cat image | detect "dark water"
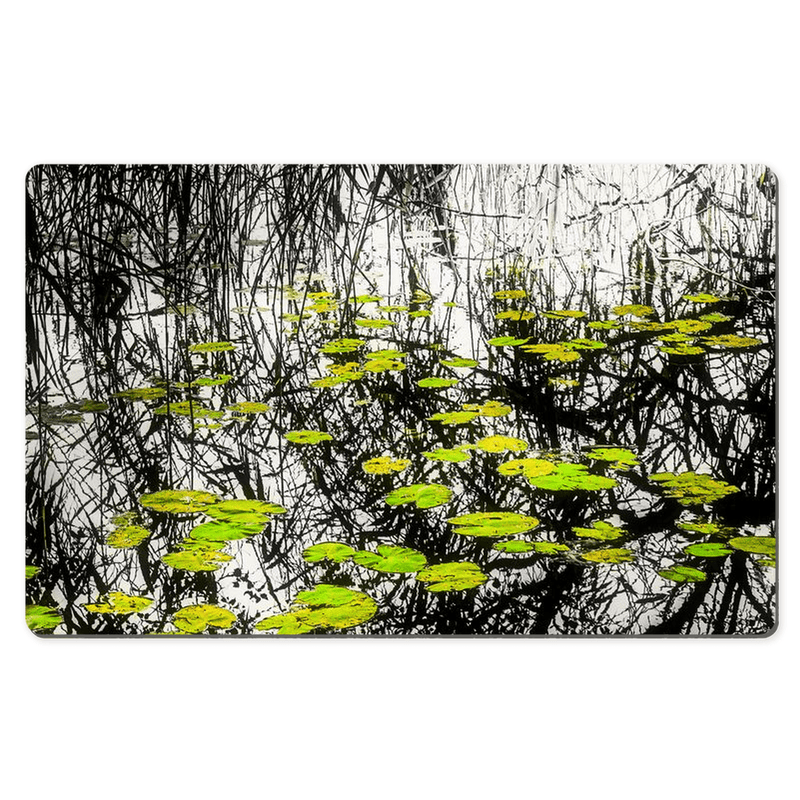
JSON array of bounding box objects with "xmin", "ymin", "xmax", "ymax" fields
[{"xmin": 25, "ymin": 164, "xmax": 776, "ymax": 635}]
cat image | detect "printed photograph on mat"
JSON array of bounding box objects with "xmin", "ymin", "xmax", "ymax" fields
[{"xmin": 25, "ymin": 165, "xmax": 776, "ymax": 636}]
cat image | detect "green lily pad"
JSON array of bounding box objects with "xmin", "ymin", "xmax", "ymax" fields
[
  {"xmin": 363, "ymin": 358, "xmax": 406, "ymax": 373},
  {"xmin": 188, "ymin": 520, "xmax": 264, "ymax": 542},
  {"xmin": 548, "ymin": 378, "xmax": 580, "ymax": 387},
  {"xmin": 84, "ymin": 592, "xmax": 153, "ymax": 615},
  {"xmin": 677, "ymin": 520, "xmax": 736, "ymax": 536},
  {"xmin": 586, "ymin": 446, "xmax": 639, "ymax": 470},
  {"xmin": 365, "ymin": 349, "xmax": 407, "ymax": 360},
  {"xmin": 572, "ymin": 521, "xmax": 625, "ymax": 541},
  {"xmin": 254, "ymin": 584, "xmax": 378, "ymax": 634},
  {"xmin": 701, "ymin": 334, "xmax": 761, "ymax": 349},
  {"xmin": 683, "ymin": 293, "xmax": 721, "ymax": 303},
  {"xmin": 355, "ymin": 318, "xmax": 396, "ymax": 328},
  {"xmin": 448, "ymin": 511, "xmax": 539, "ymax": 537},
  {"xmin": 683, "ymin": 543, "xmax": 734, "ymax": 558},
  {"xmin": 112, "ymin": 386, "xmax": 167, "ymax": 401},
  {"xmin": 139, "ymin": 489, "xmax": 218, "ymax": 514},
  {"xmin": 529, "ymin": 463, "xmax": 617, "ymax": 491},
  {"xmin": 284, "ymin": 430, "xmax": 333, "ymax": 445},
  {"xmin": 350, "ymin": 294, "xmax": 382, "ymax": 304},
  {"xmin": 211, "ymin": 499, "xmax": 286, "ymax": 516},
  {"xmin": 475, "ymin": 435, "xmax": 528, "ymax": 453},
  {"xmin": 422, "ymin": 447, "xmax": 471, "ymax": 463},
  {"xmin": 462, "ymin": 400, "xmax": 512, "ymax": 417},
  {"xmin": 612, "ymin": 304, "xmax": 654, "ymax": 317},
  {"xmin": 427, "ymin": 411, "xmax": 479, "ymax": 426},
  {"xmin": 225, "ymin": 401, "xmax": 270, "ymax": 414},
  {"xmin": 302, "ymin": 542, "xmax": 356, "ymax": 563},
  {"xmin": 588, "ymin": 320, "xmax": 622, "ymax": 331},
  {"xmin": 409, "ymin": 309, "xmax": 432, "ymax": 318},
  {"xmin": 161, "ymin": 547, "xmax": 233, "ymax": 572},
  {"xmin": 192, "ymin": 374, "xmax": 233, "ymax": 387},
  {"xmin": 417, "ymin": 377, "xmax": 460, "ymax": 388},
  {"xmin": 658, "ymin": 565, "xmax": 707, "ymax": 582},
  {"xmin": 533, "ymin": 542, "xmax": 570, "ymax": 555},
  {"xmin": 581, "ymin": 548, "xmax": 635, "ymax": 564},
  {"xmin": 173, "ymin": 604, "xmax": 237, "ymax": 634},
  {"xmin": 649, "ymin": 472, "xmax": 739, "ymax": 505},
  {"xmin": 153, "ymin": 401, "xmax": 224, "ymax": 418},
  {"xmin": 699, "ymin": 312, "xmax": 732, "ymax": 323},
  {"xmin": 107, "ymin": 525, "xmax": 150, "ymax": 548},
  {"xmin": 376, "ymin": 304, "xmax": 409, "ymax": 313},
  {"xmin": 520, "ymin": 343, "xmax": 582, "ymax": 362},
  {"xmin": 362, "ymin": 456, "xmax": 412, "ymax": 474},
  {"xmin": 493, "ymin": 540, "xmax": 535, "ymax": 553},
  {"xmin": 25, "ymin": 565, "xmax": 40, "ymax": 579},
  {"xmin": 542, "ymin": 309, "xmax": 587, "ymax": 319},
  {"xmin": 487, "ymin": 336, "xmax": 530, "ymax": 347},
  {"xmin": 496, "ymin": 309, "xmax": 536, "ymax": 321},
  {"xmin": 728, "ymin": 536, "xmax": 776, "ymax": 556},
  {"xmin": 441, "ymin": 357, "xmax": 479, "ymax": 368},
  {"xmin": 497, "ymin": 458, "xmax": 555, "ymax": 478},
  {"xmin": 26, "ymin": 605, "xmax": 62, "ymax": 631},
  {"xmin": 567, "ymin": 338, "xmax": 607, "ymax": 350},
  {"xmin": 353, "ymin": 545, "xmax": 428, "ymax": 573},
  {"xmin": 385, "ymin": 483, "xmax": 453, "ymax": 510},
  {"xmin": 670, "ymin": 319, "xmax": 714, "ymax": 334},
  {"xmin": 493, "ymin": 289, "xmax": 527, "ymax": 300},
  {"xmin": 416, "ymin": 562, "xmax": 488, "ymax": 592},
  {"xmin": 319, "ymin": 338, "xmax": 366, "ymax": 354},
  {"xmin": 189, "ymin": 341, "xmax": 237, "ymax": 353}
]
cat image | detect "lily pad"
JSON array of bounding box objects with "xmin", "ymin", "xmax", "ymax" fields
[
  {"xmin": 462, "ymin": 400, "xmax": 512, "ymax": 417},
  {"xmin": 25, "ymin": 565, "xmax": 40, "ymax": 579},
  {"xmin": 363, "ymin": 358, "xmax": 406, "ymax": 373},
  {"xmin": 107, "ymin": 525, "xmax": 150, "ymax": 548},
  {"xmin": 188, "ymin": 520, "xmax": 263, "ymax": 542},
  {"xmin": 417, "ymin": 377, "xmax": 459, "ymax": 389},
  {"xmin": 581, "ymin": 548, "xmax": 635, "ymax": 564},
  {"xmin": 649, "ymin": 472, "xmax": 739, "ymax": 505},
  {"xmin": 192, "ymin": 374, "xmax": 234, "ymax": 387},
  {"xmin": 701, "ymin": 334, "xmax": 761, "ymax": 349},
  {"xmin": 529, "ymin": 463, "xmax": 617, "ymax": 491},
  {"xmin": 350, "ymin": 294, "xmax": 382, "ymax": 304},
  {"xmin": 353, "ymin": 545, "xmax": 428, "ymax": 573},
  {"xmin": 153, "ymin": 401, "xmax": 224, "ymax": 419},
  {"xmin": 497, "ymin": 458, "xmax": 556, "ymax": 478},
  {"xmin": 84, "ymin": 592, "xmax": 153, "ymax": 615},
  {"xmin": 161, "ymin": 547, "xmax": 233, "ymax": 572},
  {"xmin": 533, "ymin": 542, "xmax": 570, "ymax": 555},
  {"xmin": 211, "ymin": 499, "xmax": 286, "ymax": 516},
  {"xmin": 139, "ymin": 489, "xmax": 218, "ymax": 514},
  {"xmin": 493, "ymin": 540, "xmax": 535, "ymax": 553},
  {"xmin": 496, "ymin": 309, "xmax": 535, "ymax": 321},
  {"xmin": 362, "ymin": 456, "xmax": 412, "ymax": 474},
  {"xmin": 683, "ymin": 293, "xmax": 721, "ymax": 303},
  {"xmin": 493, "ymin": 289, "xmax": 527, "ymax": 300},
  {"xmin": 225, "ymin": 402, "xmax": 270, "ymax": 414},
  {"xmin": 677, "ymin": 520, "xmax": 736, "ymax": 537},
  {"xmin": 173, "ymin": 604, "xmax": 236, "ymax": 634},
  {"xmin": 284, "ymin": 430, "xmax": 333, "ymax": 445},
  {"xmin": 409, "ymin": 309, "xmax": 432, "ymax": 318},
  {"xmin": 542, "ymin": 309, "xmax": 587, "ymax": 319},
  {"xmin": 302, "ymin": 542, "xmax": 356, "ymax": 563},
  {"xmin": 683, "ymin": 543, "xmax": 734, "ymax": 558},
  {"xmin": 612, "ymin": 304, "xmax": 654, "ymax": 317},
  {"xmin": 658, "ymin": 565, "xmax": 707, "ymax": 582},
  {"xmin": 112, "ymin": 386, "xmax": 167, "ymax": 401},
  {"xmin": 319, "ymin": 338, "xmax": 366, "ymax": 354},
  {"xmin": 427, "ymin": 411, "xmax": 479, "ymax": 426},
  {"xmin": 487, "ymin": 336, "xmax": 530, "ymax": 347},
  {"xmin": 572, "ymin": 521, "xmax": 625, "ymax": 541},
  {"xmin": 366, "ymin": 349, "xmax": 407, "ymax": 360},
  {"xmin": 475, "ymin": 435, "xmax": 528, "ymax": 454},
  {"xmin": 586, "ymin": 446, "xmax": 639, "ymax": 470},
  {"xmin": 385, "ymin": 483, "xmax": 453, "ymax": 510},
  {"xmin": 254, "ymin": 584, "xmax": 378, "ymax": 634},
  {"xmin": 422, "ymin": 447, "xmax": 471, "ymax": 463},
  {"xmin": 355, "ymin": 318, "xmax": 395, "ymax": 329},
  {"xmin": 416, "ymin": 562, "xmax": 488, "ymax": 592},
  {"xmin": 26, "ymin": 605, "xmax": 62, "ymax": 631},
  {"xmin": 189, "ymin": 341, "xmax": 237, "ymax": 353},
  {"xmin": 728, "ymin": 536, "xmax": 776, "ymax": 556},
  {"xmin": 441, "ymin": 357, "xmax": 479, "ymax": 368},
  {"xmin": 448, "ymin": 511, "xmax": 539, "ymax": 537}
]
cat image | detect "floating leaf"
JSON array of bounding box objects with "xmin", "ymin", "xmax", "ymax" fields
[
  {"xmin": 586, "ymin": 446, "xmax": 639, "ymax": 470},
  {"xmin": 496, "ymin": 309, "xmax": 535, "ymax": 321},
  {"xmin": 497, "ymin": 458, "xmax": 555, "ymax": 478},
  {"xmin": 26, "ymin": 605, "xmax": 62, "ymax": 631},
  {"xmin": 573, "ymin": 521, "xmax": 625, "ymax": 541},
  {"xmin": 385, "ymin": 483, "xmax": 453, "ymax": 510},
  {"xmin": 409, "ymin": 309, "xmax": 432, "ymax": 318},
  {"xmin": 189, "ymin": 341, "xmax": 236, "ymax": 353},
  {"xmin": 588, "ymin": 320, "xmax": 622, "ymax": 331},
  {"xmin": 25, "ymin": 565, "xmax": 40, "ymax": 579},
  {"xmin": 376, "ymin": 304, "xmax": 409, "ymax": 313},
  {"xmin": 658, "ymin": 343, "xmax": 706, "ymax": 356},
  {"xmin": 139, "ymin": 489, "xmax": 218, "ymax": 514},
  {"xmin": 355, "ymin": 318, "xmax": 395, "ymax": 329},
  {"xmin": 441, "ymin": 357, "xmax": 479, "ymax": 368},
  {"xmin": 319, "ymin": 338, "xmax": 366, "ymax": 354},
  {"xmin": 581, "ymin": 548, "xmax": 635, "ymax": 564},
  {"xmin": 699, "ymin": 312, "xmax": 732, "ymax": 323},
  {"xmin": 658, "ymin": 565, "xmax": 707, "ymax": 582},
  {"xmin": 422, "ymin": 447, "xmax": 471, "ymax": 463},
  {"xmin": 302, "ymin": 542, "xmax": 356, "ymax": 563},
  {"xmin": 350, "ymin": 294, "xmax": 382, "ymax": 304},
  {"xmin": 417, "ymin": 377, "xmax": 459, "ymax": 389},
  {"xmin": 683, "ymin": 543, "xmax": 734, "ymax": 558},
  {"xmin": 173, "ymin": 604, "xmax": 236, "ymax": 634},
  {"xmin": 567, "ymin": 338, "xmax": 607, "ymax": 350},
  {"xmin": 542, "ymin": 309, "xmax": 587, "ymax": 319},
  {"xmin": 363, "ymin": 358, "xmax": 406, "ymax": 373},
  {"xmin": 107, "ymin": 525, "xmax": 150, "ymax": 548},
  {"xmin": 192, "ymin": 374, "xmax": 233, "ymax": 387},
  {"xmin": 677, "ymin": 520, "xmax": 736, "ymax": 537},
  {"xmin": 225, "ymin": 401, "xmax": 270, "ymax": 414},
  {"xmin": 683, "ymin": 293, "xmax": 721, "ymax": 303},
  {"xmin": 487, "ymin": 336, "xmax": 530, "ymax": 347},
  {"xmin": 448, "ymin": 511, "xmax": 539, "ymax": 538},
  {"xmin": 353, "ymin": 545, "xmax": 428, "ymax": 573},
  {"xmin": 701, "ymin": 334, "xmax": 761, "ymax": 349},
  {"xmin": 462, "ymin": 400, "xmax": 512, "ymax": 417},
  {"xmin": 649, "ymin": 472, "xmax": 739, "ymax": 505},
  {"xmin": 612, "ymin": 304, "xmax": 654, "ymax": 317},
  {"xmin": 362, "ymin": 456, "xmax": 411, "ymax": 474},
  {"xmin": 494, "ymin": 289, "xmax": 527, "ymax": 300},
  {"xmin": 475, "ymin": 435, "xmax": 528, "ymax": 454},
  {"xmin": 211, "ymin": 499, "xmax": 286, "ymax": 517},
  {"xmin": 493, "ymin": 540, "xmax": 535, "ymax": 553},
  {"xmin": 162, "ymin": 546, "xmax": 233, "ymax": 571},
  {"xmin": 528, "ymin": 463, "xmax": 617, "ymax": 491},
  {"xmin": 416, "ymin": 562, "xmax": 487, "ymax": 592},
  {"xmin": 728, "ymin": 536, "xmax": 776, "ymax": 556},
  {"xmin": 520, "ymin": 343, "xmax": 581, "ymax": 362},
  {"xmin": 188, "ymin": 520, "xmax": 263, "ymax": 542},
  {"xmin": 254, "ymin": 584, "xmax": 377, "ymax": 634},
  {"xmin": 670, "ymin": 319, "xmax": 713, "ymax": 334},
  {"xmin": 548, "ymin": 378, "xmax": 580, "ymax": 387},
  {"xmin": 112, "ymin": 386, "xmax": 167, "ymax": 401},
  {"xmin": 533, "ymin": 542, "xmax": 570, "ymax": 555},
  {"xmin": 427, "ymin": 411, "xmax": 479, "ymax": 426},
  {"xmin": 84, "ymin": 592, "xmax": 153, "ymax": 615},
  {"xmin": 153, "ymin": 401, "xmax": 224, "ymax": 419},
  {"xmin": 366, "ymin": 349, "xmax": 407, "ymax": 360},
  {"xmin": 284, "ymin": 430, "xmax": 333, "ymax": 445}
]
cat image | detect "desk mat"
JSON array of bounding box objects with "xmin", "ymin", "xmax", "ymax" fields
[{"xmin": 25, "ymin": 164, "xmax": 776, "ymax": 636}]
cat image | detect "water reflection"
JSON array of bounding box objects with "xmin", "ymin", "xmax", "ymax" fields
[{"xmin": 25, "ymin": 164, "xmax": 776, "ymax": 635}]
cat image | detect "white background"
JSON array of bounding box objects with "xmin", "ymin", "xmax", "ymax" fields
[{"xmin": 2, "ymin": 2, "xmax": 794, "ymax": 798}]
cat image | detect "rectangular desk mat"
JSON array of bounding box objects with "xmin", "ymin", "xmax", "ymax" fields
[{"xmin": 25, "ymin": 164, "xmax": 776, "ymax": 636}]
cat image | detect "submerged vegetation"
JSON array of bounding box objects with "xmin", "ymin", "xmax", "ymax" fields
[{"xmin": 25, "ymin": 164, "xmax": 775, "ymax": 635}]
